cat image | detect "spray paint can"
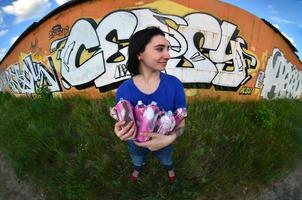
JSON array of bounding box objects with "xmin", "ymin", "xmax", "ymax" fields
[
  {"xmin": 156, "ymin": 110, "xmax": 176, "ymax": 135},
  {"xmin": 174, "ymin": 107, "xmax": 187, "ymax": 127},
  {"xmin": 135, "ymin": 101, "xmax": 160, "ymax": 142},
  {"xmin": 115, "ymin": 98, "xmax": 135, "ymax": 126},
  {"xmin": 133, "ymin": 100, "xmax": 145, "ymax": 127}
]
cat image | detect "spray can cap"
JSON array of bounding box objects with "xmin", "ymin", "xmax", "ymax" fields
[{"xmin": 150, "ymin": 101, "xmax": 157, "ymax": 105}]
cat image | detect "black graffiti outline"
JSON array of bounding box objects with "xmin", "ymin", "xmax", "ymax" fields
[
  {"xmin": 51, "ymin": 11, "xmax": 139, "ymax": 91},
  {"xmin": 4, "ymin": 55, "xmax": 62, "ymax": 94},
  {"xmin": 261, "ymin": 48, "xmax": 302, "ymax": 99},
  {"xmin": 3, "ymin": 8, "xmax": 261, "ymax": 95}
]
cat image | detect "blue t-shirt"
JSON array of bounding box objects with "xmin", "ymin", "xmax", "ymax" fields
[{"xmin": 116, "ymin": 72, "xmax": 186, "ymax": 112}]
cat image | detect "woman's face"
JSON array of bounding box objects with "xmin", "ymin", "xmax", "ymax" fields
[{"xmin": 138, "ymin": 35, "xmax": 171, "ymax": 72}]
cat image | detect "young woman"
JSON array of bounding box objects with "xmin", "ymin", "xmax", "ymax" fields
[{"xmin": 114, "ymin": 27, "xmax": 186, "ymax": 183}]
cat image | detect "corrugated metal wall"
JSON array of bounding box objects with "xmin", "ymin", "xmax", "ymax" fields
[{"xmin": 0, "ymin": 0, "xmax": 301, "ymax": 101}]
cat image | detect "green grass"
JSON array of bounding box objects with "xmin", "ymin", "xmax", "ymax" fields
[{"xmin": 0, "ymin": 92, "xmax": 302, "ymax": 200}]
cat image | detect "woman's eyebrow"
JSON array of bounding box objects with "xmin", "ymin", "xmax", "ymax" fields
[{"xmin": 154, "ymin": 44, "xmax": 170, "ymax": 48}]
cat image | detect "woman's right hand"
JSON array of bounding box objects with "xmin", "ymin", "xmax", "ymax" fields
[{"xmin": 114, "ymin": 120, "xmax": 137, "ymax": 141}]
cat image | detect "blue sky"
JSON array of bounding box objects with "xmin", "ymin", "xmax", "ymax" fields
[
  {"xmin": 0, "ymin": 0, "xmax": 71, "ymax": 61},
  {"xmin": 221, "ymin": 0, "xmax": 302, "ymax": 60},
  {"xmin": 0, "ymin": 0, "xmax": 301, "ymax": 61}
]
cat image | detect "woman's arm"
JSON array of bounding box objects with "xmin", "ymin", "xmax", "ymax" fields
[
  {"xmin": 171, "ymin": 119, "xmax": 185, "ymax": 138},
  {"xmin": 134, "ymin": 119, "xmax": 185, "ymax": 151}
]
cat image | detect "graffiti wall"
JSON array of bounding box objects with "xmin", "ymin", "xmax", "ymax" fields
[{"xmin": 0, "ymin": 0, "xmax": 301, "ymax": 100}]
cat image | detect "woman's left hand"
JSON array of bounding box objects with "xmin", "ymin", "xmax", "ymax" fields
[{"xmin": 134, "ymin": 132, "xmax": 176, "ymax": 151}]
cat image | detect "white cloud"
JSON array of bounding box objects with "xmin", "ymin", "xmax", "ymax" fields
[
  {"xmin": 10, "ymin": 36, "xmax": 19, "ymax": 46},
  {"xmin": 272, "ymin": 24, "xmax": 280, "ymax": 29},
  {"xmin": 268, "ymin": 5, "xmax": 278, "ymax": 14},
  {"xmin": 0, "ymin": 47, "xmax": 7, "ymax": 61},
  {"xmin": 2, "ymin": 0, "xmax": 51, "ymax": 23},
  {"xmin": 0, "ymin": 29, "xmax": 8, "ymax": 37},
  {"xmin": 0, "ymin": 12, "xmax": 5, "ymax": 28},
  {"xmin": 0, "ymin": 14, "xmax": 3, "ymax": 25},
  {"xmin": 56, "ymin": 0, "xmax": 71, "ymax": 5},
  {"xmin": 281, "ymin": 32, "xmax": 296, "ymax": 47},
  {"xmin": 270, "ymin": 16, "xmax": 294, "ymax": 24}
]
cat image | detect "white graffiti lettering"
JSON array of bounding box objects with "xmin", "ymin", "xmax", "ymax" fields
[
  {"xmin": 0, "ymin": 70, "xmax": 8, "ymax": 92},
  {"xmin": 2, "ymin": 8, "xmax": 259, "ymax": 94},
  {"xmin": 166, "ymin": 13, "xmax": 219, "ymax": 83},
  {"xmin": 4, "ymin": 55, "xmax": 61, "ymax": 94},
  {"xmin": 255, "ymin": 71, "xmax": 265, "ymax": 88},
  {"xmin": 51, "ymin": 8, "xmax": 257, "ymax": 91},
  {"xmin": 94, "ymin": 11, "xmax": 137, "ymax": 88},
  {"xmin": 52, "ymin": 19, "xmax": 106, "ymax": 89},
  {"xmin": 261, "ymin": 48, "xmax": 302, "ymax": 99}
]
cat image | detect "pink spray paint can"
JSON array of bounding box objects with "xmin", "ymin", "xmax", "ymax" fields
[
  {"xmin": 136, "ymin": 101, "xmax": 160, "ymax": 142},
  {"xmin": 115, "ymin": 98, "xmax": 135, "ymax": 126},
  {"xmin": 156, "ymin": 110, "xmax": 176, "ymax": 135},
  {"xmin": 174, "ymin": 107, "xmax": 187, "ymax": 127},
  {"xmin": 109, "ymin": 107, "xmax": 119, "ymax": 121},
  {"xmin": 133, "ymin": 100, "xmax": 145, "ymax": 128}
]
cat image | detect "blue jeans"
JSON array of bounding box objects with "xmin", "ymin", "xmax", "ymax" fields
[{"xmin": 127, "ymin": 140, "xmax": 174, "ymax": 172}]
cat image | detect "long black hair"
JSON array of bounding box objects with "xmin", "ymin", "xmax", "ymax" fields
[{"xmin": 126, "ymin": 27, "xmax": 165, "ymax": 76}]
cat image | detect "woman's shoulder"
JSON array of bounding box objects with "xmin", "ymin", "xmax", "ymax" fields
[
  {"xmin": 117, "ymin": 78, "xmax": 133, "ymax": 90},
  {"xmin": 116, "ymin": 78, "xmax": 133, "ymax": 95},
  {"xmin": 116, "ymin": 78, "xmax": 133, "ymax": 102}
]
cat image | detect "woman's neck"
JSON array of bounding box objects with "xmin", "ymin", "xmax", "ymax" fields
[
  {"xmin": 137, "ymin": 67, "xmax": 160, "ymax": 83},
  {"xmin": 133, "ymin": 69, "xmax": 161, "ymax": 95}
]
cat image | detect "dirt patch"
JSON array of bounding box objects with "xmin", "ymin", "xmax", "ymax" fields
[
  {"xmin": 246, "ymin": 162, "xmax": 302, "ymax": 200},
  {"xmin": 0, "ymin": 154, "xmax": 45, "ymax": 200}
]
